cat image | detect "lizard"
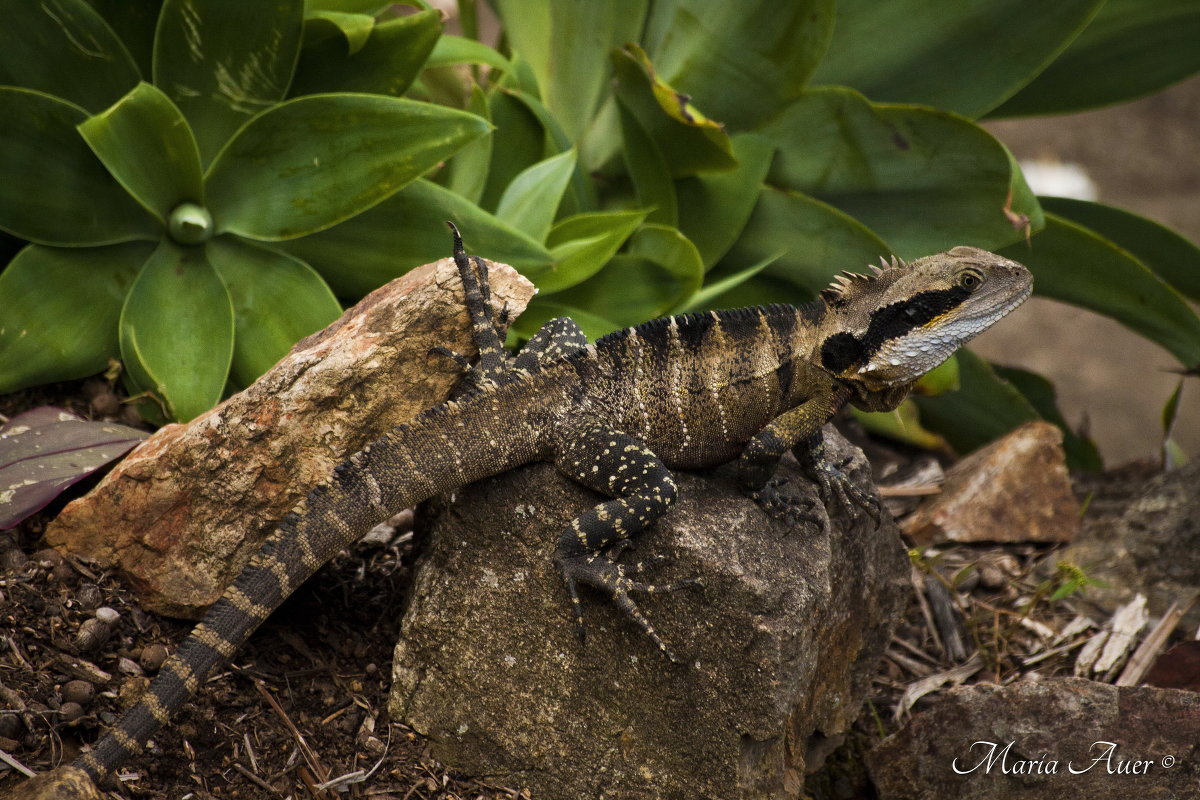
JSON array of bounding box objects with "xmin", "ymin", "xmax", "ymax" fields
[{"xmin": 71, "ymin": 224, "xmax": 1032, "ymax": 783}]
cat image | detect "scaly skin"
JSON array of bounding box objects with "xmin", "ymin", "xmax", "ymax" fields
[{"xmin": 74, "ymin": 229, "xmax": 1032, "ymax": 782}]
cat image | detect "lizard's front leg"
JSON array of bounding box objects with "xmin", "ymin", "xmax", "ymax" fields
[{"xmin": 552, "ymin": 421, "xmax": 698, "ymax": 662}]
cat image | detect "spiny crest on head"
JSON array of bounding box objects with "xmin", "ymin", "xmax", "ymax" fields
[{"xmin": 819, "ymin": 254, "xmax": 907, "ymax": 306}]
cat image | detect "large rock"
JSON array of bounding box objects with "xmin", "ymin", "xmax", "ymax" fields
[
  {"xmin": 390, "ymin": 428, "xmax": 908, "ymax": 800},
  {"xmin": 44, "ymin": 259, "xmax": 535, "ymax": 617},
  {"xmin": 869, "ymin": 677, "xmax": 1200, "ymax": 799},
  {"xmin": 1045, "ymin": 460, "xmax": 1200, "ymax": 629}
]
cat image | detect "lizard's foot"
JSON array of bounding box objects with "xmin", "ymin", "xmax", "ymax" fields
[
  {"xmin": 804, "ymin": 455, "xmax": 882, "ymax": 522},
  {"xmin": 556, "ymin": 554, "xmax": 698, "ymax": 664},
  {"xmin": 604, "ymin": 538, "xmax": 675, "ymax": 574},
  {"xmin": 747, "ymin": 477, "xmax": 822, "ymax": 530}
]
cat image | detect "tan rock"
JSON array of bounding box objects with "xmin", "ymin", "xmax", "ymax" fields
[
  {"xmin": 45, "ymin": 259, "xmax": 535, "ymax": 618},
  {"xmin": 901, "ymin": 421, "xmax": 1079, "ymax": 545},
  {"xmin": 4, "ymin": 767, "xmax": 101, "ymax": 800}
]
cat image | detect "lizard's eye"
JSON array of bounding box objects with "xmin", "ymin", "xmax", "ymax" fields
[{"xmin": 957, "ymin": 270, "xmax": 984, "ymax": 291}]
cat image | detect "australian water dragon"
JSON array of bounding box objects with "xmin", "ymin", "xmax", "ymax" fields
[{"xmin": 73, "ymin": 225, "xmax": 1032, "ymax": 782}]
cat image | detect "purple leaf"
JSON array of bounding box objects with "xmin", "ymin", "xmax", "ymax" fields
[{"xmin": 0, "ymin": 406, "xmax": 148, "ymax": 529}]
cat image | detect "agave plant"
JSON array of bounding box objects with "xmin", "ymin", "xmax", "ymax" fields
[{"xmin": 0, "ymin": 0, "xmax": 488, "ymax": 421}]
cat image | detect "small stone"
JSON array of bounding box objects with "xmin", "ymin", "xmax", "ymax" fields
[
  {"xmin": 0, "ymin": 712, "xmax": 24, "ymax": 738},
  {"xmin": 75, "ymin": 584, "xmax": 103, "ymax": 611},
  {"xmin": 901, "ymin": 421, "xmax": 1079, "ymax": 545},
  {"xmin": 61, "ymin": 680, "xmax": 95, "ymax": 706},
  {"xmin": 6, "ymin": 765, "xmax": 103, "ymax": 799},
  {"xmin": 58, "ymin": 701, "xmax": 85, "ymax": 722},
  {"xmin": 31, "ymin": 548, "xmax": 64, "ymax": 567},
  {"xmin": 139, "ymin": 644, "xmax": 169, "ymax": 673},
  {"xmin": 117, "ymin": 657, "xmax": 145, "ymax": 677},
  {"xmin": 94, "ymin": 607, "xmax": 120, "ymax": 625},
  {"xmin": 73, "ymin": 618, "xmax": 111, "ymax": 652},
  {"xmin": 50, "ymin": 562, "xmax": 76, "ymax": 583}
]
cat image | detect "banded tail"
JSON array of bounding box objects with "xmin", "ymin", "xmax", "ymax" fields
[{"xmin": 74, "ymin": 388, "xmax": 542, "ymax": 781}]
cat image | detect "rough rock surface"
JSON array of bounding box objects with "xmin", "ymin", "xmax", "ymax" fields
[
  {"xmin": 390, "ymin": 428, "xmax": 908, "ymax": 800},
  {"xmin": 4, "ymin": 767, "xmax": 101, "ymax": 800},
  {"xmin": 44, "ymin": 259, "xmax": 535, "ymax": 617},
  {"xmin": 869, "ymin": 677, "xmax": 1200, "ymax": 800},
  {"xmin": 1046, "ymin": 460, "xmax": 1200, "ymax": 629},
  {"xmin": 902, "ymin": 421, "xmax": 1078, "ymax": 545}
]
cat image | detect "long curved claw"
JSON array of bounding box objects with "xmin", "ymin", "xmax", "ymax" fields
[
  {"xmin": 747, "ymin": 477, "xmax": 823, "ymax": 531},
  {"xmin": 807, "ymin": 457, "xmax": 881, "ymax": 522}
]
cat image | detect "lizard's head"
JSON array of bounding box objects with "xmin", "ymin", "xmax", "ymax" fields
[{"xmin": 815, "ymin": 246, "xmax": 1033, "ymax": 390}]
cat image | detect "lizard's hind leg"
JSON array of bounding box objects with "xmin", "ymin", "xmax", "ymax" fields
[
  {"xmin": 513, "ymin": 316, "xmax": 589, "ymax": 370},
  {"xmin": 442, "ymin": 222, "xmax": 509, "ymax": 385},
  {"xmin": 552, "ymin": 422, "xmax": 698, "ymax": 663}
]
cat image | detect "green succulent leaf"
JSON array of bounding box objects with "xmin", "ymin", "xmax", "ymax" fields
[
  {"xmin": 0, "ymin": 242, "xmax": 152, "ymax": 393},
  {"xmin": 441, "ymin": 84, "xmax": 493, "ymax": 205},
  {"xmin": 993, "ymin": 364, "xmax": 1104, "ymax": 472},
  {"xmin": 511, "ymin": 299, "xmax": 621, "ymax": 344},
  {"xmin": 493, "ymin": 0, "xmax": 647, "ymax": 141},
  {"xmin": 479, "ymin": 88, "xmax": 548, "ymax": 212},
  {"xmin": 991, "ymin": 0, "xmax": 1200, "ymax": 117},
  {"xmin": 205, "ymin": 94, "xmax": 490, "ymax": 241},
  {"xmin": 119, "ymin": 241, "xmax": 234, "ymax": 422},
  {"xmin": 762, "ymin": 88, "xmax": 1041, "ymax": 259},
  {"xmin": 611, "ymin": 45, "xmax": 737, "ymax": 178},
  {"xmin": 77, "ymin": 82, "xmax": 204, "ymax": 224},
  {"xmin": 495, "ymin": 149, "xmax": 577, "ymax": 243},
  {"xmin": 304, "ymin": 11, "xmax": 376, "ymax": 54},
  {"xmin": 291, "ymin": 10, "xmax": 442, "ymax": 97},
  {"xmin": 558, "ymin": 224, "xmax": 704, "ymax": 327},
  {"xmin": 724, "ymin": 187, "xmax": 891, "ymax": 296},
  {"xmin": 676, "ymin": 132, "xmax": 774, "ymax": 269},
  {"xmin": 0, "ymin": 87, "xmax": 159, "ymax": 245},
  {"xmin": 854, "ymin": 400, "xmax": 948, "ymax": 451},
  {"xmin": 206, "ymin": 237, "xmax": 341, "ymax": 387},
  {"xmin": 154, "ymin": 0, "xmax": 305, "ymax": 165},
  {"xmin": 1000, "ymin": 214, "xmax": 1200, "ymax": 369},
  {"xmin": 618, "ymin": 99, "xmax": 677, "ymax": 227},
  {"xmin": 278, "ymin": 178, "xmax": 552, "ymax": 298},
  {"xmin": 538, "ymin": 210, "xmax": 649, "ymax": 294},
  {"xmin": 0, "ymin": 0, "xmax": 139, "ymax": 112},
  {"xmin": 643, "ymin": 0, "xmax": 834, "ymax": 131},
  {"xmin": 1038, "ymin": 196, "xmax": 1200, "ymax": 303},
  {"xmin": 681, "ymin": 253, "xmax": 779, "ymax": 311},
  {"xmin": 809, "ymin": 0, "xmax": 1103, "ymax": 119},
  {"xmin": 425, "ymin": 34, "xmax": 514, "ymax": 73},
  {"xmin": 912, "ymin": 349, "xmax": 1040, "ymax": 455}
]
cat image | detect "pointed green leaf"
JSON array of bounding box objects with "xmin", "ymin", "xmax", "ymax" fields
[
  {"xmin": 676, "ymin": 132, "xmax": 774, "ymax": 269},
  {"xmin": 1001, "ymin": 214, "xmax": 1200, "ymax": 368},
  {"xmin": 494, "ymin": 0, "xmax": 648, "ymax": 141},
  {"xmin": 425, "ymin": 34, "xmax": 514, "ymax": 72},
  {"xmin": 278, "ymin": 178, "xmax": 552, "ymax": 297},
  {"xmin": 991, "ymin": 0, "xmax": 1200, "ymax": 117},
  {"xmin": 618, "ymin": 99, "xmax": 677, "ymax": 226},
  {"xmin": 500, "ymin": 89, "xmax": 596, "ymax": 216},
  {"xmin": 723, "ymin": 186, "xmax": 890, "ymax": 296},
  {"xmin": 538, "ymin": 210, "xmax": 649, "ymax": 294},
  {"xmin": 77, "ymin": 82, "xmax": 204, "ymax": 223},
  {"xmin": 154, "ymin": 0, "xmax": 304, "ymax": 165},
  {"xmin": 479, "ymin": 88, "xmax": 547, "ymax": 212},
  {"xmin": 304, "ymin": 11, "xmax": 375, "ymax": 54},
  {"xmin": 119, "ymin": 242, "xmax": 234, "ymax": 421},
  {"xmin": 681, "ymin": 253, "xmax": 779, "ymax": 312},
  {"xmin": 854, "ymin": 400, "xmax": 948, "ymax": 451},
  {"xmin": 207, "ymin": 237, "xmax": 341, "ymax": 387},
  {"xmin": 441, "ymin": 84, "xmax": 493, "ymax": 205},
  {"xmin": 205, "ymin": 95, "xmax": 489, "ymax": 241},
  {"xmin": 291, "ymin": 11, "xmax": 442, "ymax": 97},
  {"xmin": 511, "ymin": 298, "xmax": 621, "ymax": 343},
  {"xmin": 1038, "ymin": 197, "xmax": 1200, "ymax": 303},
  {"xmin": 495, "ymin": 149, "xmax": 577, "ymax": 242},
  {"xmin": 762, "ymin": 88, "xmax": 1042, "ymax": 258},
  {"xmin": 0, "ymin": 242, "xmax": 151, "ymax": 393},
  {"xmin": 912, "ymin": 349, "xmax": 1040, "ymax": 454},
  {"xmin": 611, "ymin": 45, "xmax": 737, "ymax": 177},
  {"xmin": 0, "ymin": 88, "xmax": 159, "ymax": 245},
  {"xmin": 809, "ymin": 0, "xmax": 1103, "ymax": 119},
  {"xmin": 643, "ymin": 0, "xmax": 834, "ymax": 130},
  {"xmin": 994, "ymin": 364, "xmax": 1103, "ymax": 472},
  {"xmin": 0, "ymin": 0, "xmax": 139, "ymax": 112},
  {"xmin": 556, "ymin": 225, "xmax": 704, "ymax": 326}
]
